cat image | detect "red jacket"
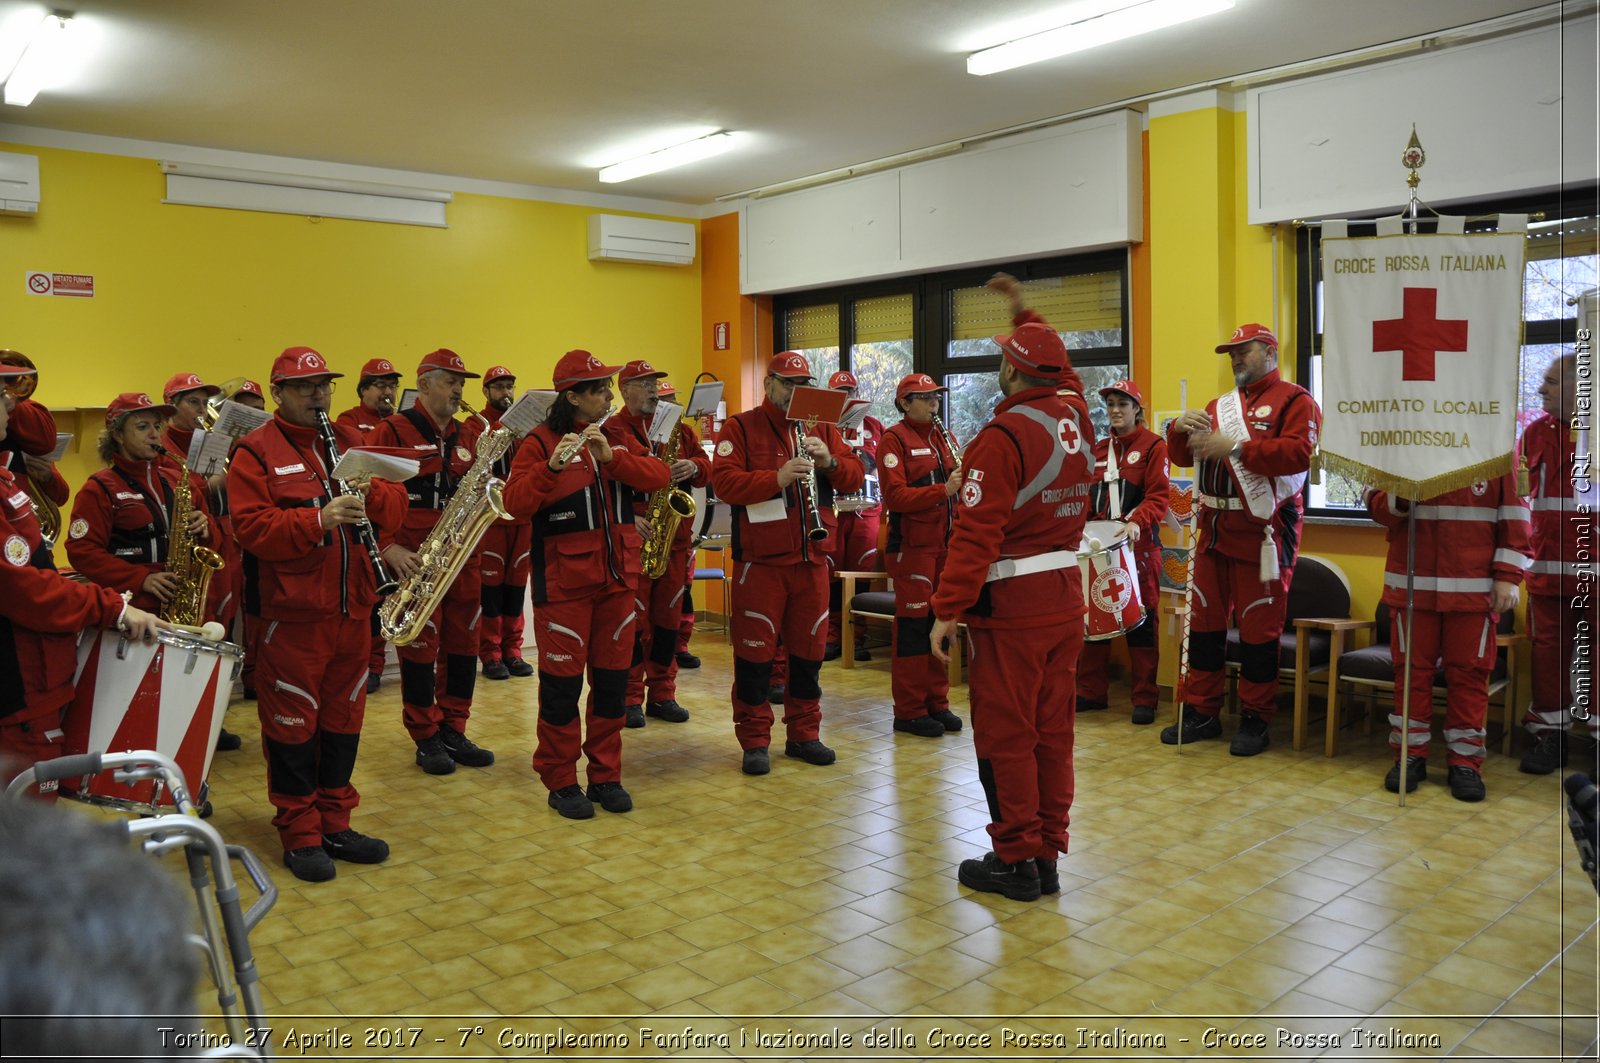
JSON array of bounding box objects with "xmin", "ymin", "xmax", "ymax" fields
[
  {"xmin": 368, "ymin": 408, "xmax": 478, "ymax": 535},
  {"xmin": 1166, "ymin": 368, "xmax": 1321, "ymax": 563},
  {"xmin": 229, "ymin": 414, "xmax": 410, "ymax": 622},
  {"xmin": 335, "ymin": 403, "xmax": 386, "ymax": 441},
  {"xmin": 1366, "ymin": 474, "xmax": 1531, "ymax": 613},
  {"xmin": 503, "ymin": 421, "xmax": 670, "ymax": 604},
  {"xmin": 65, "ymin": 455, "xmax": 216, "ymax": 612},
  {"xmin": 839, "ymin": 413, "xmax": 885, "ymax": 512},
  {"xmin": 880, "ymin": 417, "xmax": 959, "ymax": 552},
  {"xmin": 1090, "ymin": 424, "xmax": 1170, "ymax": 563},
  {"xmin": 1520, "ymin": 412, "xmax": 1596, "ymax": 596},
  {"xmin": 0, "ymin": 466, "xmax": 125, "ymax": 717},
  {"xmin": 931, "ymin": 385, "xmax": 1097, "ymax": 629},
  {"xmin": 604, "ymin": 407, "xmax": 712, "ymax": 549},
  {"xmin": 711, "ymin": 398, "xmax": 865, "ymax": 565},
  {"xmin": 0, "ymin": 449, "xmax": 67, "ymax": 506},
  {"xmin": 5, "ymin": 398, "xmax": 57, "ymax": 457}
]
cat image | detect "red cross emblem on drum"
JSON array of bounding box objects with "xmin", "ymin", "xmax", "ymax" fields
[
  {"xmin": 1057, "ymin": 416, "xmax": 1083, "ymax": 455},
  {"xmin": 1091, "ymin": 567, "xmax": 1133, "ymax": 615}
]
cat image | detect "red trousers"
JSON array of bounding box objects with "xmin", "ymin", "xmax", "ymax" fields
[
  {"xmin": 1389, "ymin": 609, "xmax": 1494, "ymax": 769},
  {"xmin": 1079, "ymin": 546, "xmax": 1161, "ymax": 710},
  {"xmin": 885, "ymin": 548, "xmax": 950, "ymax": 720},
  {"xmin": 0, "ymin": 698, "xmax": 69, "ymax": 799},
  {"xmin": 396, "ymin": 525, "xmax": 481, "ymax": 741},
  {"xmin": 967, "ymin": 620, "xmax": 1081, "ymax": 865},
  {"xmin": 205, "ymin": 515, "xmax": 241, "ymax": 630},
  {"xmin": 627, "ymin": 544, "xmax": 692, "ymax": 705},
  {"xmin": 478, "ymin": 519, "xmax": 532, "ymax": 664},
  {"xmin": 826, "ymin": 508, "xmax": 881, "ymax": 646},
  {"xmin": 1524, "ymin": 593, "xmax": 1600, "ymax": 737},
  {"xmin": 532, "ymin": 586, "xmax": 634, "ymax": 790},
  {"xmin": 1186, "ymin": 550, "xmax": 1293, "ymax": 719},
  {"xmin": 256, "ymin": 614, "xmax": 368, "ymax": 850},
  {"xmin": 730, "ymin": 560, "xmax": 828, "ymax": 749}
]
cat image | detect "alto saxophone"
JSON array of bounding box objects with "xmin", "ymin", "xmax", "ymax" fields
[
  {"xmin": 379, "ymin": 401, "xmax": 514, "ymax": 645},
  {"xmin": 153, "ymin": 447, "xmax": 225, "ymax": 626},
  {"xmin": 639, "ymin": 417, "xmax": 697, "ymax": 579}
]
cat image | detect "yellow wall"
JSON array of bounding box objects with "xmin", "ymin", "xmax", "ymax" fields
[{"xmin": 1, "ymin": 141, "xmax": 703, "ymax": 510}]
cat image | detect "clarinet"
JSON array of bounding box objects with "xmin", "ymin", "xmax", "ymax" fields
[
  {"xmin": 314, "ymin": 410, "xmax": 400, "ymax": 596},
  {"xmin": 791, "ymin": 419, "xmax": 829, "ymax": 542}
]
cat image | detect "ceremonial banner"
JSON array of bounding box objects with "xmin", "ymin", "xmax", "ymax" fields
[{"xmin": 1320, "ymin": 223, "xmax": 1524, "ymax": 499}]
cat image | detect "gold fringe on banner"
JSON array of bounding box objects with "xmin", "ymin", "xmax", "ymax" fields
[{"xmin": 1319, "ymin": 450, "xmax": 1515, "ymax": 502}]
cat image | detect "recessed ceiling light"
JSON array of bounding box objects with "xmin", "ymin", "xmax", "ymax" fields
[
  {"xmin": 598, "ymin": 132, "xmax": 739, "ymax": 184},
  {"xmin": 968, "ymin": 0, "xmax": 1234, "ymax": 76}
]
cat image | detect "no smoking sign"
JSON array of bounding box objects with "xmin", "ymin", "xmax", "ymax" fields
[{"xmin": 25, "ymin": 271, "xmax": 94, "ymax": 297}]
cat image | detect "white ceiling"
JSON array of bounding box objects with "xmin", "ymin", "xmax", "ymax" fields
[{"xmin": 0, "ymin": 0, "xmax": 1570, "ymax": 206}]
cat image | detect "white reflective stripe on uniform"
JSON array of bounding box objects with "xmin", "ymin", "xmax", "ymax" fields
[
  {"xmin": 738, "ymin": 562, "xmax": 752, "ymax": 585},
  {"xmin": 987, "ymin": 550, "xmax": 1079, "ymax": 582},
  {"xmin": 1383, "ymin": 573, "xmax": 1495, "ymax": 593},
  {"xmin": 1011, "ymin": 406, "xmax": 1072, "ymax": 509},
  {"xmin": 469, "ymin": 607, "xmax": 481, "ymax": 631},
  {"xmin": 546, "ymin": 620, "xmax": 585, "ymax": 648},
  {"xmin": 612, "ymin": 613, "xmax": 635, "ymax": 642},
  {"xmin": 1445, "ymin": 727, "xmax": 1486, "ymax": 756},
  {"xmin": 1388, "ymin": 713, "xmax": 1429, "ymax": 743},
  {"xmin": 1530, "ymin": 497, "xmax": 1594, "ymax": 512},
  {"xmin": 810, "ymin": 609, "xmax": 828, "ymax": 637},
  {"xmin": 1413, "ymin": 504, "xmax": 1499, "ymax": 522},
  {"xmin": 264, "ymin": 620, "xmax": 279, "ymax": 644},
  {"xmin": 1239, "ymin": 593, "xmax": 1277, "ymax": 620},
  {"xmin": 907, "ymin": 573, "xmax": 933, "ymax": 587},
  {"xmin": 1493, "ymin": 549, "xmax": 1531, "ymax": 570},
  {"xmin": 742, "ymin": 611, "xmax": 775, "ymax": 635},
  {"xmin": 347, "ymin": 672, "xmax": 367, "ymax": 702},
  {"xmin": 668, "ymin": 586, "xmax": 685, "ymax": 609},
  {"xmin": 483, "ymin": 550, "xmax": 505, "ymax": 563},
  {"xmin": 1497, "ymin": 506, "xmax": 1531, "ymax": 522},
  {"xmin": 1477, "ymin": 616, "xmax": 1491, "ymax": 658},
  {"xmin": 1529, "ymin": 560, "xmax": 1596, "ymax": 576},
  {"xmin": 274, "ymin": 679, "xmax": 320, "ymax": 712}
]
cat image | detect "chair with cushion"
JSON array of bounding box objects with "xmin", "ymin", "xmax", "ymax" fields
[{"xmin": 842, "ymin": 571, "xmax": 964, "ymax": 687}]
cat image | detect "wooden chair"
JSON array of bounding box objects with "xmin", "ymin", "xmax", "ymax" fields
[{"xmin": 840, "ymin": 570, "xmax": 964, "ymax": 688}]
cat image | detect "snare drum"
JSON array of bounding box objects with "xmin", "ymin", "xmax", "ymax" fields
[
  {"xmin": 1080, "ymin": 519, "xmax": 1147, "ymax": 643},
  {"xmin": 60, "ymin": 628, "xmax": 243, "ymax": 812},
  {"xmin": 834, "ymin": 472, "xmax": 881, "ymax": 513}
]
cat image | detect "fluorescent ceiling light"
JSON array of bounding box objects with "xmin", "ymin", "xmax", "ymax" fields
[
  {"xmin": 968, "ymin": 0, "xmax": 1234, "ymax": 76},
  {"xmin": 4, "ymin": 10, "xmax": 72, "ymax": 106},
  {"xmin": 598, "ymin": 132, "xmax": 738, "ymax": 184}
]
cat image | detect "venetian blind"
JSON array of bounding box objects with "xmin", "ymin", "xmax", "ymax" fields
[
  {"xmin": 853, "ymin": 293, "xmax": 915, "ymax": 344},
  {"xmin": 784, "ymin": 304, "xmax": 840, "ymax": 350},
  {"xmin": 949, "ymin": 272, "xmax": 1121, "ymax": 341}
]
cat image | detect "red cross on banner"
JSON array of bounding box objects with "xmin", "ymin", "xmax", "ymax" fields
[{"xmin": 1371, "ymin": 287, "xmax": 1469, "ymax": 382}]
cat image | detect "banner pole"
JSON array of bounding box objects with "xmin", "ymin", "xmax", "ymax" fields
[{"xmin": 1398, "ymin": 502, "xmax": 1418, "ymax": 808}]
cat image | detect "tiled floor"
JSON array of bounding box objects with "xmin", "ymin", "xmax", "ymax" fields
[{"xmin": 97, "ymin": 631, "xmax": 1600, "ymax": 1059}]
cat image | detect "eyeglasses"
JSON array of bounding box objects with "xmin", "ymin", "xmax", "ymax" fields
[
  {"xmin": 281, "ymin": 379, "xmax": 337, "ymax": 396},
  {"xmin": 905, "ymin": 393, "xmax": 938, "ymax": 402}
]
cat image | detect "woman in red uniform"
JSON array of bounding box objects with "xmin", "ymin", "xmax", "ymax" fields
[
  {"xmin": 502, "ymin": 350, "xmax": 669, "ymax": 820},
  {"xmin": 66, "ymin": 393, "xmax": 216, "ymax": 615},
  {"xmin": 1077, "ymin": 381, "xmax": 1169, "ymax": 724}
]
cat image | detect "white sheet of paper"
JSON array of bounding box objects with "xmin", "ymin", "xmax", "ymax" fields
[
  {"xmin": 331, "ymin": 449, "xmax": 421, "ymax": 482},
  {"xmin": 649, "ymin": 402, "xmax": 684, "ymax": 444},
  {"xmin": 398, "ymin": 388, "xmax": 418, "ymax": 413},
  {"xmin": 46, "ymin": 432, "xmax": 71, "ymax": 462},
  {"xmin": 746, "ymin": 496, "xmax": 788, "ymax": 523},
  {"xmin": 186, "ymin": 429, "xmax": 233, "ymax": 477},
  {"xmin": 211, "ymin": 400, "xmax": 272, "ymax": 438},
  {"xmin": 838, "ymin": 399, "xmax": 871, "ymax": 432},
  {"xmin": 499, "ymin": 391, "xmax": 554, "ymax": 438},
  {"xmin": 685, "ymin": 381, "xmax": 723, "ymax": 418}
]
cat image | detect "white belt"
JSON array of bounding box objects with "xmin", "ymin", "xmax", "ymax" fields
[
  {"xmin": 986, "ymin": 550, "xmax": 1079, "ymax": 583},
  {"xmin": 1198, "ymin": 493, "xmax": 1245, "ymax": 511}
]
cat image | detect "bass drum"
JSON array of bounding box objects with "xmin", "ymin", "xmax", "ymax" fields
[
  {"xmin": 60, "ymin": 628, "xmax": 243, "ymax": 813},
  {"xmin": 833, "ymin": 472, "xmax": 882, "ymax": 514}
]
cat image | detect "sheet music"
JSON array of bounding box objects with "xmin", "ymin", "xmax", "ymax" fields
[
  {"xmin": 786, "ymin": 385, "xmax": 849, "ymax": 425},
  {"xmin": 331, "ymin": 448, "xmax": 421, "ymax": 482},
  {"xmin": 398, "ymin": 388, "xmax": 418, "ymax": 412},
  {"xmin": 211, "ymin": 400, "xmax": 272, "ymax": 438},
  {"xmin": 187, "ymin": 429, "xmax": 233, "ymax": 477},
  {"xmin": 838, "ymin": 399, "xmax": 871, "ymax": 432},
  {"xmin": 45, "ymin": 433, "xmax": 71, "ymax": 462},
  {"xmin": 499, "ymin": 391, "xmax": 554, "ymax": 438},
  {"xmin": 649, "ymin": 401, "xmax": 684, "ymax": 444},
  {"xmin": 685, "ymin": 381, "xmax": 723, "ymax": 418}
]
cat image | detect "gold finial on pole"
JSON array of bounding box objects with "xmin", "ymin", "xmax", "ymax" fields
[{"xmin": 1401, "ymin": 124, "xmax": 1426, "ymax": 192}]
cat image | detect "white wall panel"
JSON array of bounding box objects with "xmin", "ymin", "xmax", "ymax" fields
[
  {"xmin": 740, "ymin": 173, "xmax": 901, "ymax": 294},
  {"xmin": 1248, "ymin": 17, "xmax": 1598, "ymax": 224}
]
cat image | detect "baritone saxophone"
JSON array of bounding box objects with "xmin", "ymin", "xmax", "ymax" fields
[{"xmin": 639, "ymin": 417, "xmax": 696, "ymax": 579}]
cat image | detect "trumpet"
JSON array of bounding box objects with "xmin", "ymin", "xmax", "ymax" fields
[
  {"xmin": 0, "ymin": 351, "xmax": 59, "ymax": 545},
  {"xmin": 790, "ymin": 416, "xmax": 829, "ymax": 542},
  {"xmin": 552, "ymin": 407, "xmax": 615, "ymax": 466},
  {"xmin": 931, "ymin": 411, "xmax": 963, "ymax": 479},
  {"xmin": 314, "ymin": 410, "xmax": 400, "ymax": 596}
]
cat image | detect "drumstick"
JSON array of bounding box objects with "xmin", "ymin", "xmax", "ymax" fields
[{"xmin": 167, "ymin": 621, "xmax": 227, "ymax": 641}]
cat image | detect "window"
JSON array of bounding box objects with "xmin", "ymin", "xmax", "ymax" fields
[
  {"xmin": 776, "ymin": 252, "xmax": 1130, "ymax": 445},
  {"xmin": 1295, "ymin": 194, "xmax": 1598, "ymax": 516}
]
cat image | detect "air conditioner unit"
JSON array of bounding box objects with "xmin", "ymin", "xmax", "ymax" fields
[
  {"xmin": 587, "ymin": 213, "xmax": 695, "ymax": 266},
  {"xmin": 0, "ymin": 152, "xmax": 40, "ymax": 216}
]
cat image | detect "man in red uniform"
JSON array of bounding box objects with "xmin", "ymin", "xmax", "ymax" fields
[
  {"xmin": 1366, "ymin": 476, "xmax": 1528, "ymax": 799},
  {"xmin": 930, "ymin": 302, "xmax": 1096, "ymax": 902},
  {"xmin": 1519, "ymin": 354, "xmax": 1600, "ymax": 773},
  {"xmin": 605, "ymin": 360, "xmax": 710, "ymax": 728},
  {"xmin": 461, "ymin": 365, "xmax": 534, "ymax": 682},
  {"xmin": 503, "ymin": 350, "xmax": 669, "ymax": 818},
  {"xmin": 1079, "ymin": 380, "xmax": 1170, "ymax": 725},
  {"xmin": 161, "ymin": 373, "xmax": 241, "ymax": 631},
  {"xmin": 660, "ymin": 380, "xmax": 705, "ymax": 671},
  {"xmin": 879, "ymin": 372, "xmax": 964, "ymax": 737},
  {"xmin": 0, "ymin": 367, "xmax": 167, "ymax": 796},
  {"xmin": 1163, "ymin": 323, "xmax": 1322, "ymax": 756},
  {"xmin": 0, "ymin": 352, "xmax": 66, "ymax": 542},
  {"xmin": 337, "ymin": 358, "xmax": 403, "ymax": 692},
  {"xmin": 229, "ymin": 379, "xmax": 267, "ymax": 410},
  {"xmin": 712, "ymin": 353, "xmax": 865, "ymax": 775},
  {"xmin": 823, "ymin": 369, "xmax": 885, "ymax": 662},
  {"xmin": 369, "ymin": 349, "xmax": 495, "ymax": 775},
  {"xmin": 230, "ymin": 347, "xmax": 409, "ymax": 880}
]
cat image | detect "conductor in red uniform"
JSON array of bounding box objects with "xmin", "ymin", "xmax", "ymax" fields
[
  {"xmin": 369, "ymin": 349, "xmax": 495, "ymax": 775},
  {"xmin": 823, "ymin": 369, "xmax": 885, "ymax": 662},
  {"xmin": 605, "ymin": 359, "xmax": 710, "ymax": 727},
  {"xmin": 931, "ymin": 296, "xmax": 1096, "ymax": 903},
  {"xmin": 711, "ymin": 353, "xmax": 864, "ymax": 776},
  {"xmin": 1163, "ymin": 324, "xmax": 1322, "ymax": 756},
  {"xmin": 230, "ymin": 347, "xmax": 409, "ymax": 880},
  {"xmin": 1078, "ymin": 380, "xmax": 1170, "ymax": 725},
  {"xmin": 878, "ymin": 372, "xmax": 964, "ymax": 737},
  {"xmin": 503, "ymin": 350, "xmax": 669, "ymax": 819},
  {"xmin": 461, "ymin": 365, "xmax": 534, "ymax": 682}
]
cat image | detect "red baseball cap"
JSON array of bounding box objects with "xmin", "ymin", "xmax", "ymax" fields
[
  {"xmin": 482, "ymin": 365, "xmax": 515, "ymax": 384},
  {"xmin": 828, "ymin": 370, "xmax": 859, "ymax": 390},
  {"xmin": 993, "ymin": 322, "xmax": 1071, "ymax": 378},
  {"xmin": 231, "ymin": 379, "xmax": 265, "ymax": 399},
  {"xmin": 657, "ymin": 381, "xmax": 677, "ymax": 398},
  {"xmin": 618, "ymin": 359, "xmax": 668, "ymax": 385},
  {"xmin": 767, "ymin": 352, "xmax": 813, "ymax": 381},
  {"xmin": 162, "ymin": 372, "xmax": 221, "ymax": 402},
  {"xmin": 1098, "ymin": 379, "xmax": 1144, "ymax": 406},
  {"xmin": 271, "ymin": 346, "xmax": 344, "ymax": 383},
  {"xmin": 105, "ymin": 392, "xmax": 176, "ymax": 426},
  {"xmin": 552, "ymin": 349, "xmax": 620, "ymax": 391},
  {"xmin": 360, "ymin": 358, "xmax": 401, "ymax": 379},
  {"xmin": 895, "ymin": 372, "xmax": 947, "ymax": 402},
  {"xmin": 416, "ymin": 348, "xmax": 479, "ymax": 379},
  {"xmin": 1215, "ymin": 323, "xmax": 1278, "ymax": 353}
]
